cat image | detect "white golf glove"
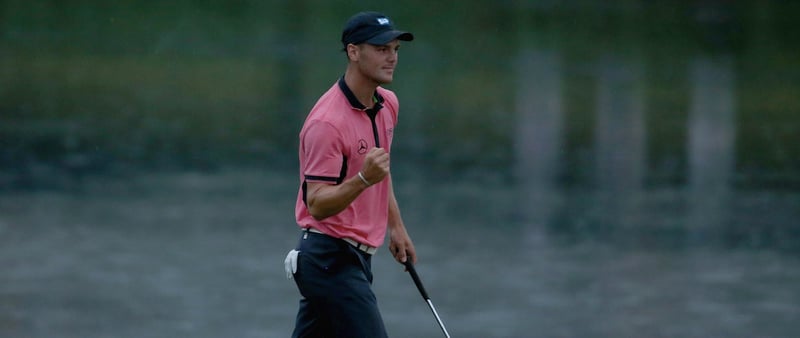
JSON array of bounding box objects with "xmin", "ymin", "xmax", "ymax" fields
[{"xmin": 284, "ymin": 249, "xmax": 299, "ymax": 280}]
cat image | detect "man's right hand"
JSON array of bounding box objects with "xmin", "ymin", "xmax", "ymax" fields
[
  {"xmin": 360, "ymin": 147, "xmax": 390, "ymax": 185},
  {"xmin": 306, "ymin": 147, "xmax": 390, "ymax": 219}
]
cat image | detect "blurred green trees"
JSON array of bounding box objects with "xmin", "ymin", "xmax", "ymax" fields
[{"xmin": 1, "ymin": 1, "xmax": 798, "ymax": 188}]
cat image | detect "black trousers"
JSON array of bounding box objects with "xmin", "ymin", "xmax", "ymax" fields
[{"xmin": 291, "ymin": 230, "xmax": 387, "ymax": 338}]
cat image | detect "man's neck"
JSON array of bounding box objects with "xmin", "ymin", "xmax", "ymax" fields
[{"xmin": 343, "ymin": 70, "xmax": 378, "ymax": 109}]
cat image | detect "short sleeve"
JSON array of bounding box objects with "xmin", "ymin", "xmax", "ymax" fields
[{"xmin": 301, "ymin": 120, "xmax": 347, "ymax": 183}]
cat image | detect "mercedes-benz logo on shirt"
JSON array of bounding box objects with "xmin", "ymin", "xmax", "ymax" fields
[{"xmin": 357, "ymin": 139, "xmax": 368, "ymax": 154}]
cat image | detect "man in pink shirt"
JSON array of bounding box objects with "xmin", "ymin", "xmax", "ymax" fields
[{"xmin": 284, "ymin": 11, "xmax": 417, "ymax": 338}]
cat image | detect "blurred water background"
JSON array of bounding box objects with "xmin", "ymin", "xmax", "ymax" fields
[{"xmin": 1, "ymin": 1, "xmax": 799, "ymax": 337}]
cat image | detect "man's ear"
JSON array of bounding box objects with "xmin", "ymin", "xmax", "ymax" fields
[{"xmin": 346, "ymin": 44, "xmax": 359, "ymax": 62}]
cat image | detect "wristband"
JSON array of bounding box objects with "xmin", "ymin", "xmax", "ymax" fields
[{"xmin": 357, "ymin": 171, "xmax": 371, "ymax": 186}]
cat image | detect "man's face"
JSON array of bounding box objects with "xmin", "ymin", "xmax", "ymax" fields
[{"xmin": 351, "ymin": 40, "xmax": 401, "ymax": 84}]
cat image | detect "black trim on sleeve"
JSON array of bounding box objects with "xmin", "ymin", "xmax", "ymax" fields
[
  {"xmin": 337, "ymin": 156, "xmax": 348, "ymax": 185},
  {"xmin": 302, "ymin": 156, "xmax": 348, "ymax": 206},
  {"xmin": 302, "ymin": 180, "xmax": 308, "ymax": 206},
  {"xmin": 304, "ymin": 175, "xmax": 339, "ymax": 182}
]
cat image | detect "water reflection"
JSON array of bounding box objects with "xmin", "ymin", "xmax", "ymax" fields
[
  {"xmin": 512, "ymin": 48, "xmax": 748, "ymax": 247},
  {"xmin": 514, "ymin": 48, "xmax": 563, "ymax": 244},
  {"xmin": 688, "ymin": 56, "xmax": 735, "ymax": 243},
  {"xmin": 514, "ymin": 51, "xmax": 648, "ymax": 238},
  {"xmin": 592, "ymin": 54, "xmax": 647, "ymax": 240},
  {"xmin": 594, "ymin": 55, "xmax": 646, "ymax": 193}
]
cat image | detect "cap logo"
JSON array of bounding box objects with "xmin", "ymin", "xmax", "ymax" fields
[{"xmin": 376, "ymin": 17, "xmax": 390, "ymax": 25}]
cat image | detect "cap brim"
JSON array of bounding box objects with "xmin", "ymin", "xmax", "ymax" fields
[{"xmin": 365, "ymin": 30, "xmax": 414, "ymax": 45}]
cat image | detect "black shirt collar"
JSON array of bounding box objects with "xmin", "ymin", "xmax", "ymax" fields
[{"xmin": 337, "ymin": 77, "xmax": 384, "ymax": 113}]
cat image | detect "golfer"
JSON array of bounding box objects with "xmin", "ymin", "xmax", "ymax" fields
[{"xmin": 284, "ymin": 11, "xmax": 417, "ymax": 338}]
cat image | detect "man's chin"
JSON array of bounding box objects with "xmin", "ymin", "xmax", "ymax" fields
[{"xmin": 369, "ymin": 73, "xmax": 394, "ymax": 85}]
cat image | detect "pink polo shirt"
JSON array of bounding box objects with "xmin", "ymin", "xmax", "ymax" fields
[{"xmin": 294, "ymin": 78, "xmax": 399, "ymax": 248}]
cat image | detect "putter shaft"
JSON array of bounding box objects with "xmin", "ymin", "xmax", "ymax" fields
[{"xmin": 404, "ymin": 260, "xmax": 451, "ymax": 338}]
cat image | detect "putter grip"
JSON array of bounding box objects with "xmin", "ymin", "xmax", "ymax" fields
[{"xmin": 404, "ymin": 260, "xmax": 430, "ymax": 300}]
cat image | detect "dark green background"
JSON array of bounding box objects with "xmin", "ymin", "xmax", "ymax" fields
[{"xmin": 2, "ymin": 0, "xmax": 798, "ymax": 188}]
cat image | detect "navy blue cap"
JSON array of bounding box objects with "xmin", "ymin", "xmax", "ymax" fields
[{"xmin": 341, "ymin": 11, "xmax": 414, "ymax": 47}]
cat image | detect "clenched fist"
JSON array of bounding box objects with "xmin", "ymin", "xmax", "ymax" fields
[{"xmin": 359, "ymin": 148, "xmax": 389, "ymax": 186}]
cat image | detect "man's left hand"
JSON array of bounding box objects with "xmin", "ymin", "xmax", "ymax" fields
[{"xmin": 389, "ymin": 227, "xmax": 416, "ymax": 266}]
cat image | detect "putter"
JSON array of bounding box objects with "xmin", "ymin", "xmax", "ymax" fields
[{"xmin": 404, "ymin": 260, "xmax": 451, "ymax": 338}]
